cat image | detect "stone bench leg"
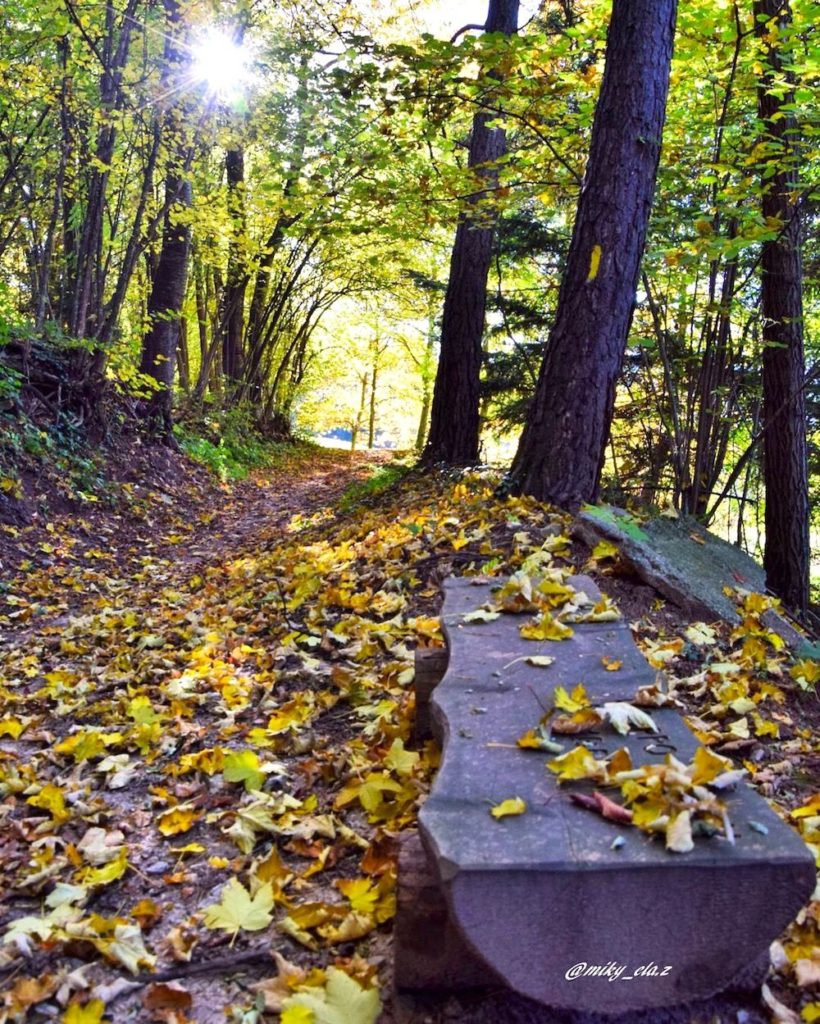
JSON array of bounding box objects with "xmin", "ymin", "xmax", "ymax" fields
[
  {"xmin": 413, "ymin": 648, "xmax": 448, "ymax": 743},
  {"xmin": 394, "ymin": 831, "xmax": 487, "ymax": 992}
]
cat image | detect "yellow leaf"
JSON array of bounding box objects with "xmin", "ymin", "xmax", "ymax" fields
[
  {"xmin": 554, "ymin": 683, "xmax": 590, "ymax": 712},
  {"xmin": 281, "ymin": 1007, "xmax": 315, "ymax": 1024},
  {"xmin": 157, "ymin": 806, "xmax": 201, "ymax": 837},
  {"xmin": 281, "ymin": 967, "xmax": 381, "ymax": 1024},
  {"xmin": 601, "ymin": 657, "xmax": 622, "ymax": 672},
  {"xmin": 691, "ymin": 747, "xmax": 734, "ymax": 786},
  {"xmin": 384, "ymin": 738, "xmax": 419, "ymax": 778},
  {"xmin": 318, "ymin": 911, "xmax": 376, "ymax": 944},
  {"xmin": 0, "ymin": 717, "xmax": 25, "ymax": 739},
  {"xmin": 591, "ymin": 540, "xmax": 618, "ymax": 561},
  {"xmin": 752, "ymin": 712, "xmax": 779, "ymax": 738},
  {"xmin": 79, "ymin": 848, "xmax": 129, "ymax": 886},
  {"xmin": 336, "ymin": 878, "xmax": 379, "ymax": 915},
  {"xmin": 490, "ymin": 797, "xmax": 527, "ymax": 819},
  {"xmin": 203, "ymin": 878, "xmax": 274, "ymax": 935},
  {"xmin": 224, "ymin": 750, "xmax": 266, "ymax": 792},
  {"xmin": 547, "ymin": 745, "xmax": 604, "ymax": 782},
  {"xmin": 801, "ymin": 1002, "xmax": 820, "ymax": 1022},
  {"xmin": 520, "ymin": 612, "xmax": 573, "ymax": 642},
  {"xmin": 62, "ymin": 1000, "xmax": 108, "ymax": 1024},
  {"xmin": 791, "ymin": 660, "xmax": 820, "ymax": 689},
  {"xmin": 27, "ymin": 784, "xmax": 71, "ymax": 824}
]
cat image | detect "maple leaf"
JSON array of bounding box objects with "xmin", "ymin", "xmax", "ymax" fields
[
  {"xmin": 336, "ymin": 878, "xmax": 379, "ymax": 915},
  {"xmin": 157, "ymin": 805, "xmax": 201, "ymax": 837},
  {"xmin": 383, "ymin": 738, "xmax": 419, "ymax": 777},
  {"xmin": 27, "ymin": 784, "xmax": 71, "ymax": 825},
  {"xmin": 224, "ymin": 750, "xmax": 266, "ymax": 792},
  {"xmin": 490, "ymin": 797, "xmax": 527, "ymax": 819},
  {"xmin": 598, "ymin": 703, "xmax": 658, "ymax": 735},
  {"xmin": 553, "ymin": 683, "xmax": 590, "ymax": 713},
  {"xmin": 281, "ymin": 967, "xmax": 381, "ymax": 1024},
  {"xmin": 520, "ymin": 612, "xmax": 573, "ymax": 641},
  {"xmin": 102, "ymin": 923, "xmax": 156, "ymax": 974},
  {"xmin": 547, "ymin": 745, "xmax": 607, "ymax": 782},
  {"xmin": 691, "ymin": 747, "xmax": 734, "ymax": 786},
  {"xmin": 551, "ymin": 709, "xmax": 602, "ymax": 734},
  {"xmin": 203, "ymin": 878, "xmax": 274, "ymax": 936},
  {"xmin": 63, "ymin": 1000, "xmax": 109, "ymax": 1024},
  {"xmin": 334, "ymin": 773, "xmax": 404, "ymax": 813},
  {"xmin": 79, "ymin": 848, "xmax": 129, "ymax": 886}
]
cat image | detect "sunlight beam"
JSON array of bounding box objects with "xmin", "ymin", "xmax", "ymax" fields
[{"xmin": 190, "ymin": 27, "xmax": 254, "ymax": 101}]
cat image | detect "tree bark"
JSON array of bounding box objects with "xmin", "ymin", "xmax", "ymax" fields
[
  {"xmin": 754, "ymin": 0, "xmax": 809, "ymax": 615},
  {"xmin": 138, "ymin": 0, "xmax": 191, "ymax": 437},
  {"xmin": 139, "ymin": 170, "xmax": 192, "ymax": 434},
  {"xmin": 509, "ymin": 0, "xmax": 677, "ymax": 507},
  {"xmin": 220, "ymin": 148, "xmax": 247, "ymax": 385},
  {"xmin": 422, "ymin": 0, "xmax": 519, "ymax": 465}
]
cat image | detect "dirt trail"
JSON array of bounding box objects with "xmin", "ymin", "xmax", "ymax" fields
[{"xmin": 0, "ymin": 445, "xmax": 389, "ymax": 650}]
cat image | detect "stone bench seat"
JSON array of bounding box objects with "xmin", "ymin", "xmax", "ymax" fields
[{"xmin": 395, "ymin": 576, "xmax": 815, "ymax": 1016}]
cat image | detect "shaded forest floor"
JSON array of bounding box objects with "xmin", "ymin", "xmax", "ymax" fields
[{"xmin": 0, "ymin": 445, "xmax": 817, "ymax": 1024}]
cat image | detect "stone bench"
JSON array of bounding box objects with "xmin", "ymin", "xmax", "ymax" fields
[{"xmin": 395, "ymin": 576, "xmax": 815, "ymax": 1016}]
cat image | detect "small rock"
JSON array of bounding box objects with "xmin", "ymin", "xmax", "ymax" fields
[{"xmin": 144, "ymin": 861, "xmax": 170, "ymax": 875}]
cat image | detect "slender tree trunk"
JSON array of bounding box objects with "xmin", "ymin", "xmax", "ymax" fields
[
  {"xmin": 220, "ymin": 147, "xmax": 247, "ymax": 385},
  {"xmin": 509, "ymin": 0, "xmax": 677, "ymax": 507},
  {"xmin": 422, "ymin": 0, "xmax": 519, "ymax": 465},
  {"xmin": 754, "ymin": 0, "xmax": 809, "ymax": 614},
  {"xmin": 138, "ymin": 0, "xmax": 191, "ymax": 437},
  {"xmin": 352, "ymin": 373, "xmax": 368, "ymax": 452},
  {"xmin": 368, "ymin": 357, "xmax": 378, "ymax": 449},
  {"xmin": 139, "ymin": 171, "xmax": 192, "ymax": 434},
  {"xmin": 415, "ymin": 311, "xmax": 437, "ymax": 450}
]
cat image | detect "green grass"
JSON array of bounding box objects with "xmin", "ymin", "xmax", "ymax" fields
[
  {"xmin": 173, "ymin": 407, "xmax": 290, "ymax": 482},
  {"xmin": 338, "ymin": 460, "xmax": 413, "ymax": 513}
]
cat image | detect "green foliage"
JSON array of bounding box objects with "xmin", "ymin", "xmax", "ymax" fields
[
  {"xmin": 174, "ymin": 405, "xmax": 288, "ymax": 481},
  {"xmin": 338, "ymin": 461, "xmax": 413, "ymax": 513}
]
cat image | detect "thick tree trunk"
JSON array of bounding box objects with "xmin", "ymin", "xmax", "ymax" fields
[
  {"xmin": 509, "ymin": 0, "xmax": 677, "ymax": 507},
  {"xmin": 755, "ymin": 0, "xmax": 809, "ymax": 615},
  {"xmin": 422, "ymin": 0, "xmax": 519, "ymax": 465}
]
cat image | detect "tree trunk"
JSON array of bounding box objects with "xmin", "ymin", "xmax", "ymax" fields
[
  {"xmin": 415, "ymin": 311, "xmax": 437, "ymax": 450},
  {"xmin": 368, "ymin": 356, "xmax": 378, "ymax": 449},
  {"xmin": 220, "ymin": 147, "xmax": 247, "ymax": 385},
  {"xmin": 755, "ymin": 0, "xmax": 809, "ymax": 615},
  {"xmin": 139, "ymin": 170, "xmax": 192, "ymax": 434},
  {"xmin": 352, "ymin": 373, "xmax": 368, "ymax": 452},
  {"xmin": 509, "ymin": 0, "xmax": 677, "ymax": 507},
  {"xmin": 422, "ymin": 0, "xmax": 519, "ymax": 465}
]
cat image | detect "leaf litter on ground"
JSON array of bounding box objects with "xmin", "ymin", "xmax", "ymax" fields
[{"xmin": 0, "ymin": 452, "xmax": 817, "ymax": 1022}]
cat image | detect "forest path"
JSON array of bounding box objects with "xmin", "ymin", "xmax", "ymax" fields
[{"xmin": 0, "ymin": 444, "xmax": 390, "ymax": 652}]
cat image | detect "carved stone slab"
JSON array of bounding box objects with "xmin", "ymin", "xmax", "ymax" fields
[
  {"xmin": 416, "ymin": 577, "xmax": 815, "ymax": 1015},
  {"xmin": 573, "ymin": 506, "xmax": 804, "ymax": 647}
]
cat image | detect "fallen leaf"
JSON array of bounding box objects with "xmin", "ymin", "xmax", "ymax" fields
[
  {"xmin": 490, "ymin": 797, "xmax": 527, "ymax": 819},
  {"xmin": 202, "ymin": 878, "xmax": 273, "ymax": 936},
  {"xmin": 281, "ymin": 967, "xmax": 381, "ymax": 1024}
]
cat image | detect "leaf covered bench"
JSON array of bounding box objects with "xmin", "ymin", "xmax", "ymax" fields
[{"xmin": 395, "ymin": 574, "xmax": 815, "ymax": 1016}]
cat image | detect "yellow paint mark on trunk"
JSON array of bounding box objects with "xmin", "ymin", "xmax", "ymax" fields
[{"xmin": 587, "ymin": 244, "xmax": 602, "ymax": 281}]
